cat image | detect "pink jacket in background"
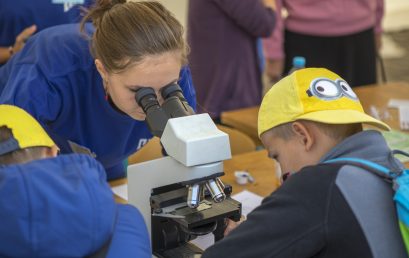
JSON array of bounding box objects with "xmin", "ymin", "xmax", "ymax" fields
[{"xmin": 263, "ymin": 0, "xmax": 384, "ymax": 60}]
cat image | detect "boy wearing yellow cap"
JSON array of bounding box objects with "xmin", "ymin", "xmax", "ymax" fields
[
  {"xmin": 0, "ymin": 105, "xmax": 151, "ymax": 257},
  {"xmin": 203, "ymin": 68, "xmax": 407, "ymax": 258}
]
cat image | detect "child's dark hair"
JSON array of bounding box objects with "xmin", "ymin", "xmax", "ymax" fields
[
  {"xmin": 80, "ymin": 0, "xmax": 187, "ymax": 73},
  {"xmin": 0, "ymin": 126, "xmax": 46, "ymax": 165}
]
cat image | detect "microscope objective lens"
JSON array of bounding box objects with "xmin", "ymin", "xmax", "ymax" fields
[
  {"xmin": 206, "ymin": 179, "xmax": 226, "ymax": 203},
  {"xmin": 187, "ymin": 183, "xmax": 202, "ymax": 208}
]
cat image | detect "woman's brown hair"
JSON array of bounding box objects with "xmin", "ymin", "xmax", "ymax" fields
[{"xmin": 81, "ymin": 0, "xmax": 187, "ymax": 73}]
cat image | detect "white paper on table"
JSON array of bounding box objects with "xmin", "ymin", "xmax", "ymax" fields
[
  {"xmin": 231, "ymin": 190, "xmax": 264, "ymax": 216},
  {"xmin": 399, "ymin": 106, "xmax": 409, "ymax": 130},
  {"xmin": 191, "ymin": 190, "xmax": 264, "ymax": 250},
  {"xmin": 388, "ymin": 99, "xmax": 409, "ymax": 109},
  {"xmin": 190, "ymin": 235, "xmax": 215, "ymax": 251},
  {"xmin": 111, "ymin": 184, "xmax": 128, "ymax": 201}
]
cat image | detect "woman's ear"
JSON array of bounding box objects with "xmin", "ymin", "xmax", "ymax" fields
[
  {"xmin": 95, "ymin": 59, "xmax": 108, "ymax": 82},
  {"xmin": 291, "ymin": 121, "xmax": 314, "ymax": 151}
]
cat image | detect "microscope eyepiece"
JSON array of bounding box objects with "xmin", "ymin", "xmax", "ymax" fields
[
  {"xmin": 134, "ymin": 87, "xmax": 160, "ymax": 113},
  {"xmin": 161, "ymin": 83, "xmax": 184, "ymax": 100},
  {"xmin": 134, "ymin": 87, "xmax": 169, "ymax": 137},
  {"xmin": 160, "ymin": 83, "xmax": 195, "ymax": 117}
]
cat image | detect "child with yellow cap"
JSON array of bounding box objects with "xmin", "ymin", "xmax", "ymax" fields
[
  {"xmin": 0, "ymin": 104, "xmax": 151, "ymax": 257},
  {"xmin": 203, "ymin": 68, "xmax": 407, "ymax": 258}
]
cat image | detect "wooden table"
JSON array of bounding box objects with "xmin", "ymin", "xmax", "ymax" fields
[
  {"xmin": 110, "ymin": 150, "xmax": 279, "ymax": 203},
  {"xmin": 222, "ymin": 150, "xmax": 279, "ymax": 196},
  {"xmin": 221, "ymin": 82, "xmax": 409, "ymax": 145},
  {"xmin": 355, "ymin": 82, "xmax": 409, "ymax": 130}
]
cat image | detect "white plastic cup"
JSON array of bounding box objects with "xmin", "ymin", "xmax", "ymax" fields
[{"xmin": 235, "ymin": 171, "xmax": 249, "ymax": 185}]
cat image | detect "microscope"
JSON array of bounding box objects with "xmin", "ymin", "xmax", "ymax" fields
[{"xmin": 127, "ymin": 84, "xmax": 241, "ymax": 257}]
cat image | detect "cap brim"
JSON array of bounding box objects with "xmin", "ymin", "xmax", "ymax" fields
[{"xmin": 296, "ymin": 109, "xmax": 391, "ymax": 131}]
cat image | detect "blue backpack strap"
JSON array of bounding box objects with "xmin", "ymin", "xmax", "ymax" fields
[{"xmin": 324, "ymin": 157, "xmax": 399, "ymax": 181}]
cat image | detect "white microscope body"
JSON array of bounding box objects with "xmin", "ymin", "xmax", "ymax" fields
[
  {"xmin": 128, "ymin": 84, "xmax": 241, "ymax": 257},
  {"xmin": 128, "ymin": 114, "xmax": 240, "ymax": 257}
]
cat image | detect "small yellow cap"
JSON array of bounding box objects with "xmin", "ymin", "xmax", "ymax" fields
[{"xmin": 0, "ymin": 105, "xmax": 56, "ymax": 154}]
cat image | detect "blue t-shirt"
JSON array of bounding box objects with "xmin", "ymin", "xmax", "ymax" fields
[
  {"xmin": 0, "ymin": 0, "xmax": 94, "ymax": 46},
  {"xmin": 0, "ymin": 23, "xmax": 197, "ymax": 180}
]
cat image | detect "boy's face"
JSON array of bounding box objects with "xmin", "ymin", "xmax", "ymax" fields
[{"xmin": 260, "ymin": 129, "xmax": 317, "ymax": 176}]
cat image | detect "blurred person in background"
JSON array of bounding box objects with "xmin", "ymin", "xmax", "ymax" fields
[
  {"xmin": 188, "ymin": 0, "xmax": 276, "ymax": 122},
  {"xmin": 263, "ymin": 0, "xmax": 383, "ymax": 87}
]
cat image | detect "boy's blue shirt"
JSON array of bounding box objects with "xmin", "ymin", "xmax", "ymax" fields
[
  {"xmin": 0, "ymin": 154, "xmax": 151, "ymax": 257},
  {"xmin": 0, "ymin": 23, "xmax": 197, "ymax": 180}
]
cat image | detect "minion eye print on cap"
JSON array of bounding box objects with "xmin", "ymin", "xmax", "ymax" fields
[
  {"xmin": 336, "ymin": 79, "xmax": 358, "ymax": 100},
  {"xmin": 306, "ymin": 78, "xmax": 358, "ymax": 101}
]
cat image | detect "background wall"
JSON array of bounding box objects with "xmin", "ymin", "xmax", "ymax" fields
[
  {"xmin": 382, "ymin": 0, "xmax": 409, "ymax": 82},
  {"xmin": 132, "ymin": 0, "xmax": 188, "ymax": 29}
]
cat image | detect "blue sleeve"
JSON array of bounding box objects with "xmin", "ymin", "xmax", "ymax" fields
[
  {"xmin": 0, "ymin": 63, "xmax": 63, "ymax": 125},
  {"xmin": 107, "ymin": 204, "xmax": 151, "ymax": 258},
  {"xmin": 0, "ymin": 59, "xmax": 12, "ymax": 93},
  {"xmin": 178, "ymin": 66, "xmax": 197, "ymax": 111},
  {"xmin": 106, "ymin": 163, "xmax": 126, "ymax": 181}
]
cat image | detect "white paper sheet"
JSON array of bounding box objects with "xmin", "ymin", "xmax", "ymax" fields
[
  {"xmin": 399, "ymin": 106, "xmax": 409, "ymax": 130},
  {"xmin": 231, "ymin": 190, "xmax": 263, "ymax": 217},
  {"xmin": 111, "ymin": 184, "xmax": 128, "ymax": 201}
]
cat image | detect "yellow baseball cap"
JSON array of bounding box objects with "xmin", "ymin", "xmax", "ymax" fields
[
  {"xmin": 0, "ymin": 105, "xmax": 56, "ymax": 155},
  {"xmin": 258, "ymin": 68, "xmax": 390, "ymax": 137}
]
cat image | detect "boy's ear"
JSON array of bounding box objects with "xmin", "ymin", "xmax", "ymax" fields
[{"xmin": 291, "ymin": 121, "xmax": 314, "ymax": 151}]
